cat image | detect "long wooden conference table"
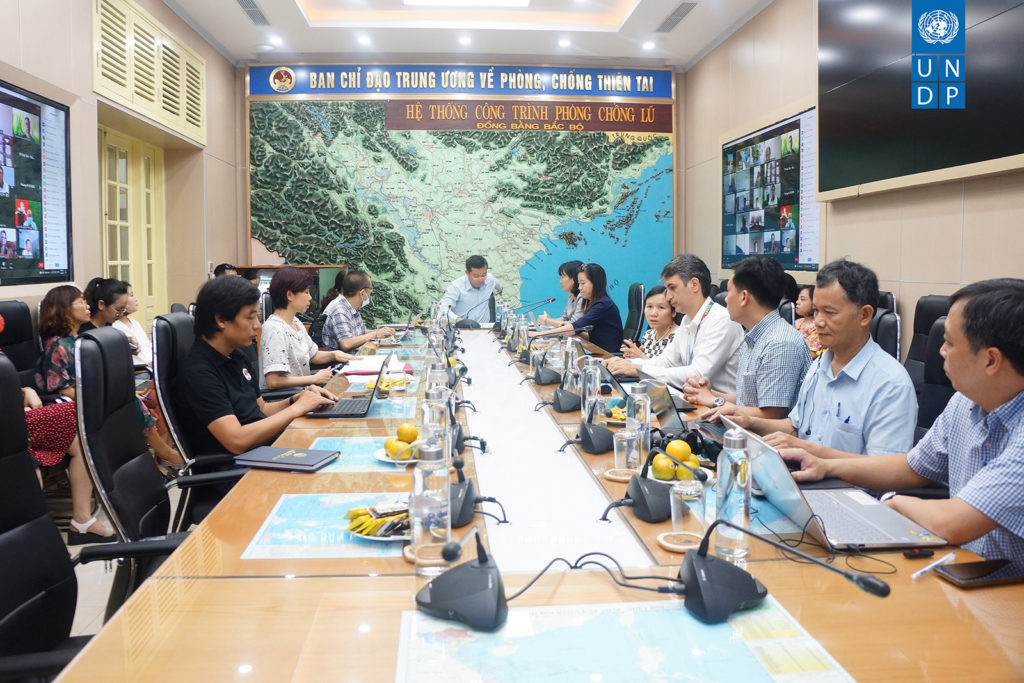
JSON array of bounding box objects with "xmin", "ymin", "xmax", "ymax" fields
[{"xmin": 58, "ymin": 329, "xmax": 1024, "ymax": 681}]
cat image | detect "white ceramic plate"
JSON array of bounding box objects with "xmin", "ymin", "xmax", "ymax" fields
[{"xmin": 373, "ymin": 447, "xmax": 419, "ymax": 466}]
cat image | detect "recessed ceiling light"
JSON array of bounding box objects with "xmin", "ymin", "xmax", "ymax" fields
[
  {"xmin": 559, "ymin": 38, "xmax": 571, "ymax": 48},
  {"xmin": 405, "ymin": 0, "xmax": 529, "ymax": 5},
  {"xmin": 642, "ymin": 41, "xmax": 655, "ymax": 51},
  {"xmin": 255, "ymin": 44, "xmax": 274, "ymax": 52},
  {"xmin": 268, "ymin": 35, "xmax": 283, "ymax": 47},
  {"xmin": 357, "ymin": 34, "xmax": 371, "ymax": 46},
  {"xmin": 459, "ymin": 35, "xmax": 472, "ymax": 46}
]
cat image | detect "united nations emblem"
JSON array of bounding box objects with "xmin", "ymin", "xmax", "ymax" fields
[
  {"xmin": 917, "ymin": 10, "xmax": 959, "ymax": 44},
  {"xmin": 269, "ymin": 66, "xmax": 296, "ymax": 93}
]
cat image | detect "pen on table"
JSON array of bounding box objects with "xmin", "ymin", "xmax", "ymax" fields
[{"xmin": 911, "ymin": 551, "xmax": 956, "ymax": 580}]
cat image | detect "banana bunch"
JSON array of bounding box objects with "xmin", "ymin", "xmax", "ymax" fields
[{"xmin": 345, "ymin": 504, "xmax": 410, "ymax": 538}]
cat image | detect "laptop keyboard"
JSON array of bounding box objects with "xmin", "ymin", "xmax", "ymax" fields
[
  {"xmin": 313, "ymin": 396, "xmax": 371, "ymax": 417},
  {"xmin": 803, "ymin": 490, "xmax": 898, "ymax": 544}
]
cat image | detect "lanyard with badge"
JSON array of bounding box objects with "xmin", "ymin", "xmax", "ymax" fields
[{"xmin": 684, "ymin": 298, "xmax": 715, "ymax": 366}]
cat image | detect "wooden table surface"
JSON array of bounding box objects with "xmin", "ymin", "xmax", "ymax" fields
[{"xmin": 58, "ymin": 329, "xmax": 1024, "ymax": 681}]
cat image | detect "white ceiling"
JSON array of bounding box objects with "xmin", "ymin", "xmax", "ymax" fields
[{"xmin": 162, "ymin": 0, "xmax": 772, "ymax": 71}]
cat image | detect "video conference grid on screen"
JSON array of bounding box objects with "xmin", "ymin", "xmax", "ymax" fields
[
  {"xmin": 0, "ymin": 79, "xmax": 71, "ymax": 286},
  {"xmin": 721, "ymin": 118, "xmax": 808, "ymax": 271}
]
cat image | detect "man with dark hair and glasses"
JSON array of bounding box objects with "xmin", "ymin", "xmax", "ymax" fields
[
  {"xmin": 784, "ymin": 278, "xmax": 1024, "ymax": 563},
  {"xmin": 719, "ymin": 259, "xmax": 917, "ymax": 457}
]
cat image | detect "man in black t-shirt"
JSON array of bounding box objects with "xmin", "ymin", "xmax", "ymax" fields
[{"xmin": 174, "ymin": 276, "xmax": 335, "ymax": 455}]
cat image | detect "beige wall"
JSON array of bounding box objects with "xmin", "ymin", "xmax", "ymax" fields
[
  {"xmin": 0, "ymin": 0, "xmax": 244, "ymax": 315},
  {"xmin": 678, "ymin": 0, "xmax": 1024, "ymax": 357}
]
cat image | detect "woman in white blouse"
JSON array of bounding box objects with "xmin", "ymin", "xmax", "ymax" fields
[
  {"xmin": 260, "ymin": 267, "xmax": 356, "ymax": 390},
  {"xmin": 620, "ymin": 285, "xmax": 678, "ymax": 359}
]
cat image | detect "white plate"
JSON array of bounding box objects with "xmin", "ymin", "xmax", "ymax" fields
[
  {"xmin": 373, "ymin": 447, "xmax": 420, "ymax": 466},
  {"xmin": 349, "ymin": 529, "xmax": 410, "ymax": 543},
  {"xmin": 602, "ymin": 416, "xmax": 627, "ymax": 426},
  {"xmin": 645, "ymin": 467, "xmax": 714, "ymax": 486}
]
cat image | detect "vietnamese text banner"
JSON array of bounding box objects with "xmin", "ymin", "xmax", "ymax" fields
[
  {"xmin": 249, "ymin": 64, "xmax": 673, "ymax": 99},
  {"xmin": 385, "ymin": 100, "xmax": 673, "ymax": 133}
]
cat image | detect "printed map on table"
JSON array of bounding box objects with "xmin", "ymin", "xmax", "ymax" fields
[
  {"xmin": 311, "ymin": 436, "xmax": 407, "ymax": 473},
  {"xmin": 242, "ymin": 493, "xmax": 406, "ymax": 560},
  {"xmin": 396, "ymin": 598, "xmax": 852, "ymax": 682},
  {"xmin": 369, "ymin": 396, "xmax": 419, "ymax": 419},
  {"xmin": 703, "ymin": 487, "xmax": 803, "ymax": 535}
]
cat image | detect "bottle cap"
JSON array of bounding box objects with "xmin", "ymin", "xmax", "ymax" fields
[
  {"xmin": 418, "ymin": 442, "xmax": 444, "ymax": 461},
  {"xmin": 584, "ymin": 356, "xmax": 602, "ymax": 367},
  {"xmin": 723, "ymin": 427, "xmax": 747, "ymax": 450},
  {"xmin": 629, "ymin": 383, "xmax": 648, "ymax": 394},
  {"xmin": 424, "ymin": 387, "xmax": 445, "ymax": 401}
]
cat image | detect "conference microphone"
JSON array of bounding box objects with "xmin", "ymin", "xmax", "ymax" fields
[
  {"xmin": 534, "ymin": 347, "xmax": 561, "ymax": 385},
  {"xmin": 416, "ymin": 525, "xmax": 509, "ymax": 631},
  {"xmin": 558, "ymin": 395, "xmax": 614, "ymax": 454},
  {"xmin": 599, "ymin": 448, "xmax": 707, "ymax": 523},
  {"xmin": 514, "ymin": 296, "xmax": 556, "ymax": 313},
  {"xmin": 450, "ymin": 456, "xmax": 505, "ymax": 527},
  {"xmin": 454, "ymin": 295, "xmax": 496, "ymax": 329}
]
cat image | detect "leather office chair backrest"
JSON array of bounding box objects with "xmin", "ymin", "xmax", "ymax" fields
[
  {"xmin": 260, "ymin": 290, "xmax": 273, "ymax": 323},
  {"xmin": 76, "ymin": 328, "xmax": 170, "ymax": 544},
  {"xmin": 0, "ymin": 353, "xmax": 79, "ymax": 657},
  {"xmin": 169, "ymin": 302, "xmax": 187, "ymax": 314},
  {"xmin": 719, "ymin": 279, "xmax": 729, "ymax": 294},
  {"xmin": 488, "ymin": 292, "xmax": 496, "ymax": 323},
  {"xmin": 709, "ymin": 283, "xmax": 720, "ymax": 298},
  {"xmin": 869, "ymin": 308, "xmax": 901, "ymax": 360},
  {"xmin": 0, "ymin": 299, "xmax": 40, "ymax": 388},
  {"xmin": 621, "ymin": 282, "xmax": 645, "ymax": 344},
  {"xmin": 152, "ymin": 312, "xmax": 198, "ymax": 459},
  {"xmin": 904, "ymin": 294, "xmax": 951, "ymax": 389},
  {"xmin": 712, "ymin": 290, "xmax": 728, "ymax": 308},
  {"xmin": 187, "ymin": 302, "xmax": 196, "ymax": 317},
  {"xmin": 777, "ymin": 299, "xmax": 795, "ymax": 325},
  {"xmin": 879, "ymin": 290, "xmax": 896, "ymax": 313},
  {"xmin": 916, "ymin": 316, "xmax": 955, "ymax": 440}
]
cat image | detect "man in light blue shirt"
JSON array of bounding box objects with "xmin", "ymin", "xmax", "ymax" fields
[
  {"xmin": 724, "ymin": 259, "xmax": 917, "ymax": 457},
  {"xmin": 787, "ymin": 279, "xmax": 1024, "ymax": 563},
  {"xmin": 440, "ymin": 255, "xmax": 502, "ymax": 325}
]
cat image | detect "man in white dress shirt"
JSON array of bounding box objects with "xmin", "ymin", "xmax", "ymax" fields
[{"xmin": 604, "ymin": 254, "xmax": 743, "ymax": 395}]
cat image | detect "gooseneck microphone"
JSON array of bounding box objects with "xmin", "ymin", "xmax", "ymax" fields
[
  {"xmin": 694, "ymin": 519, "xmax": 891, "ymax": 598},
  {"xmin": 600, "ymin": 447, "xmax": 707, "ymax": 523},
  {"xmin": 514, "ymin": 297, "xmax": 556, "ymax": 313}
]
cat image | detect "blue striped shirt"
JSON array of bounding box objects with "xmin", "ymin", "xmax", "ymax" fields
[
  {"xmin": 907, "ymin": 390, "xmax": 1024, "ymax": 565},
  {"xmin": 735, "ymin": 310, "xmax": 811, "ymax": 409}
]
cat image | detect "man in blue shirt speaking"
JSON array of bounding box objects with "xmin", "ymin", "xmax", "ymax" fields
[
  {"xmin": 440, "ymin": 255, "xmax": 502, "ymax": 325},
  {"xmin": 786, "ymin": 279, "xmax": 1024, "ymax": 564}
]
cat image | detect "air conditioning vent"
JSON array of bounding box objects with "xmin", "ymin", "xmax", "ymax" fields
[
  {"xmin": 655, "ymin": 2, "xmax": 697, "ymax": 33},
  {"xmin": 236, "ymin": 0, "xmax": 270, "ymax": 26}
]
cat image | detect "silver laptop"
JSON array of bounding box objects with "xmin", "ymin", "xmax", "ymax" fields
[
  {"xmin": 719, "ymin": 416, "xmax": 946, "ymax": 550},
  {"xmin": 637, "ymin": 369, "xmax": 696, "ymax": 412},
  {"xmin": 642, "ymin": 379, "xmax": 685, "ymax": 432}
]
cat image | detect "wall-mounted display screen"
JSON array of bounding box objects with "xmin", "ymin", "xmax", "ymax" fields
[
  {"xmin": 0, "ymin": 78, "xmax": 72, "ymax": 286},
  {"xmin": 721, "ymin": 108, "xmax": 819, "ymax": 272}
]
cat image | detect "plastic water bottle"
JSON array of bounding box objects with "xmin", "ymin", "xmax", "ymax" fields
[
  {"xmin": 412, "ymin": 441, "xmax": 451, "ymax": 577},
  {"xmin": 625, "ymin": 384, "xmax": 650, "ymax": 468},
  {"xmin": 715, "ymin": 428, "xmax": 751, "ymax": 561},
  {"xmin": 515, "ymin": 314, "xmax": 528, "ymax": 352},
  {"xmin": 580, "ymin": 356, "xmax": 602, "ymax": 420}
]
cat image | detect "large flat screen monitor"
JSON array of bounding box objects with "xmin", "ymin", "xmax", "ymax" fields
[
  {"xmin": 0, "ymin": 78, "xmax": 72, "ymax": 286},
  {"xmin": 721, "ymin": 108, "xmax": 820, "ymax": 272}
]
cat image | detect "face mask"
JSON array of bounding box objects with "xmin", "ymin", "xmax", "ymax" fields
[{"xmin": 363, "ymin": 293, "xmax": 371, "ymax": 307}]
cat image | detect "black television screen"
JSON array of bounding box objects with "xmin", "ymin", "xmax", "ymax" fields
[
  {"xmin": 818, "ymin": 1, "xmax": 1024, "ymax": 194},
  {"xmin": 0, "ymin": 79, "xmax": 72, "ymax": 286},
  {"xmin": 721, "ymin": 108, "xmax": 820, "ymax": 272}
]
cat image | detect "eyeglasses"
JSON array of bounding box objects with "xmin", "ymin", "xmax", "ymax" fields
[{"xmin": 114, "ymin": 307, "xmax": 128, "ymax": 318}]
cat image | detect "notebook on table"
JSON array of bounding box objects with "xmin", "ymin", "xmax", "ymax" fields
[
  {"xmin": 234, "ymin": 446, "xmax": 339, "ymax": 472},
  {"xmin": 306, "ymin": 351, "xmax": 394, "ymax": 418},
  {"xmin": 719, "ymin": 416, "xmax": 946, "ymax": 550}
]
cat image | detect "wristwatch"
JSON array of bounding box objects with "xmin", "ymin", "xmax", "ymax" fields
[{"xmin": 712, "ymin": 397, "xmax": 726, "ymax": 408}]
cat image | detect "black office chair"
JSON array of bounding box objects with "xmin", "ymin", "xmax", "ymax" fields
[
  {"xmin": 916, "ymin": 316, "xmax": 956, "ymax": 442},
  {"xmin": 777, "ymin": 299, "xmax": 795, "ymax": 325},
  {"xmin": 621, "ymin": 282, "xmax": 645, "ymax": 344},
  {"xmin": 76, "ymin": 328, "xmax": 244, "ymax": 617},
  {"xmin": 488, "ymin": 292, "xmax": 496, "ymax": 323},
  {"xmin": 879, "ymin": 290, "xmax": 896, "ymax": 313},
  {"xmin": 712, "ymin": 290, "xmax": 728, "ymax": 308},
  {"xmin": 869, "ymin": 308, "xmax": 900, "ymax": 360},
  {"xmin": 152, "ymin": 313, "xmax": 246, "ymax": 532},
  {"xmin": 708, "ymin": 283, "xmax": 720, "ymax": 298},
  {"xmin": 187, "ymin": 302, "xmax": 196, "ymax": 317},
  {"xmin": 169, "ymin": 302, "xmax": 187, "ymax": 314},
  {"xmin": 719, "ymin": 279, "xmax": 729, "ymax": 293},
  {"xmin": 0, "ymin": 299, "xmax": 45, "ymax": 390},
  {"xmin": 904, "ymin": 294, "xmax": 951, "ymax": 390},
  {"xmin": 259, "ymin": 290, "xmax": 273, "ymax": 323}
]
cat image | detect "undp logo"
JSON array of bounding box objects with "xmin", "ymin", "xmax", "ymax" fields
[
  {"xmin": 918, "ymin": 10, "xmax": 959, "ymax": 44},
  {"xmin": 911, "ymin": 2, "xmax": 965, "ymax": 109}
]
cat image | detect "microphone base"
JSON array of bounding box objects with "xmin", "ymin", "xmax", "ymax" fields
[
  {"xmin": 578, "ymin": 422, "xmax": 614, "ymax": 454},
  {"xmin": 416, "ymin": 559, "xmax": 508, "ymax": 632},
  {"xmin": 451, "ymin": 479, "xmax": 478, "ymax": 528},
  {"xmin": 534, "ymin": 367, "xmax": 561, "ymax": 385},
  {"xmin": 678, "ymin": 551, "xmax": 767, "ymax": 624},
  {"xmin": 551, "ymin": 389, "xmax": 581, "ymax": 413},
  {"xmin": 625, "ymin": 475, "xmax": 671, "ymax": 522}
]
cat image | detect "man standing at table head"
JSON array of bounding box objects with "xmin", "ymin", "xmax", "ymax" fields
[
  {"xmin": 720, "ymin": 258, "xmax": 917, "ymax": 458},
  {"xmin": 322, "ymin": 270, "xmax": 395, "ymax": 352},
  {"xmin": 174, "ymin": 276, "xmax": 335, "ymax": 456},
  {"xmin": 786, "ymin": 278, "xmax": 1024, "ymax": 560},
  {"xmin": 683, "ymin": 256, "xmax": 811, "ymax": 420},
  {"xmin": 604, "ymin": 254, "xmax": 743, "ymax": 395},
  {"xmin": 439, "ymin": 255, "xmax": 502, "ymax": 326}
]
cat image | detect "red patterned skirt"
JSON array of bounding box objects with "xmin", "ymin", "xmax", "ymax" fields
[{"xmin": 24, "ymin": 401, "xmax": 77, "ymax": 467}]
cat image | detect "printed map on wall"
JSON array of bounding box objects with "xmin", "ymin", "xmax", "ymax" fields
[{"xmin": 249, "ymin": 100, "xmax": 673, "ymax": 326}]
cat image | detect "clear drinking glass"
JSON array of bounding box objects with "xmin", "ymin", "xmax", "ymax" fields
[
  {"xmin": 670, "ymin": 479, "xmax": 706, "ymax": 540},
  {"xmin": 613, "ymin": 428, "xmax": 641, "ymax": 471}
]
